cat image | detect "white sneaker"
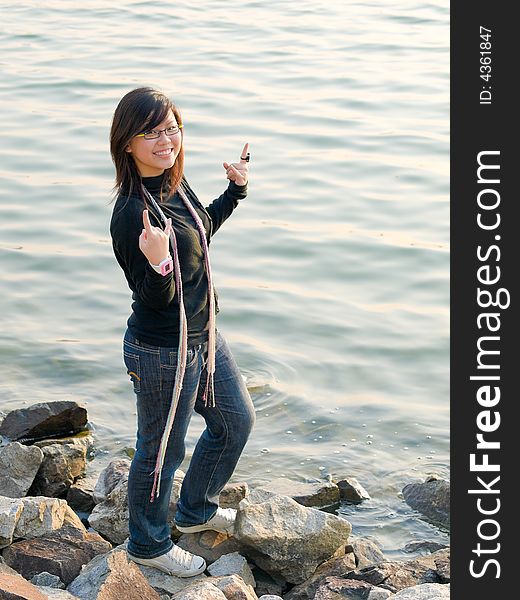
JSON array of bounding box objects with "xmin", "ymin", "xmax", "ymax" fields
[
  {"xmin": 128, "ymin": 544, "xmax": 206, "ymax": 577},
  {"xmin": 175, "ymin": 507, "xmax": 237, "ymax": 535}
]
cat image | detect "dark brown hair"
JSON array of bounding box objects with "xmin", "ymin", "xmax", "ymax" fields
[{"xmin": 109, "ymin": 87, "xmax": 184, "ymax": 204}]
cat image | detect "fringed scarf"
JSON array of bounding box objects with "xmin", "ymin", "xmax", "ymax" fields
[{"xmin": 142, "ymin": 181, "xmax": 216, "ymax": 502}]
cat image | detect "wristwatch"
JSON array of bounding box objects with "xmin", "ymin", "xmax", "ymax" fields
[{"xmin": 149, "ymin": 255, "xmax": 173, "ymax": 276}]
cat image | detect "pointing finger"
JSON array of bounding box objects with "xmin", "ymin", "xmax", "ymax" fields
[
  {"xmin": 239, "ymin": 143, "xmax": 249, "ymax": 162},
  {"xmin": 142, "ymin": 209, "xmax": 152, "ymax": 232}
]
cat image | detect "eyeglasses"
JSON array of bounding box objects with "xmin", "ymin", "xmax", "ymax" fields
[{"xmin": 135, "ymin": 124, "xmax": 183, "ymax": 140}]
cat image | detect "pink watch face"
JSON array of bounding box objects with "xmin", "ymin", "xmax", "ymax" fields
[{"xmin": 161, "ymin": 258, "xmax": 173, "ymax": 276}]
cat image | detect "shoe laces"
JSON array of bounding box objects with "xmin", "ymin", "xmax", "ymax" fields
[{"xmin": 168, "ymin": 545, "xmax": 196, "ymax": 570}]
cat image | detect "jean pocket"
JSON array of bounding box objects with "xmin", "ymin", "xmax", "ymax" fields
[
  {"xmin": 123, "ymin": 351, "xmax": 141, "ymax": 394},
  {"xmin": 123, "ymin": 347, "xmax": 162, "ymax": 394}
]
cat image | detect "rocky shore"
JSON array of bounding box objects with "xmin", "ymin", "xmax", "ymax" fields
[{"xmin": 0, "ymin": 401, "xmax": 450, "ymax": 600}]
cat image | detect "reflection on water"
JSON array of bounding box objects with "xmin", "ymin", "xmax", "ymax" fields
[{"xmin": 0, "ymin": 0, "xmax": 449, "ymax": 556}]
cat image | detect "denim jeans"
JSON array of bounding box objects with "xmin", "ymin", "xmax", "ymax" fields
[{"xmin": 122, "ymin": 327, "xmax": 256, "ymax": 559}]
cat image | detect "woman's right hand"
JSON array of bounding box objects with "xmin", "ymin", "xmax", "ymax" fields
[{"xmin": 139, "ymin": 209, "xmax": 172, "ymax": 265}]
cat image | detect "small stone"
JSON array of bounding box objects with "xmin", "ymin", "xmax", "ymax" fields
[
  {"xmin": 66, "ymin": 476, "xmax": 98, "ymax": 513},
  {"xmin": 257, "ymin": 478, "xmax": 340, "ymax": 508},
  {"xmin": 30, "ymin": 571, "xmax": 66, "ymax": 589},
  {"xmin": 402, "ymin": 478, "xmax": 450, "ymax": 529},
  {"xmin": 219, "ymin": 482, "xmax": 248, "ymax": 509},
  {"xmin": 335, "ymin": 477, "xmax": 371, "ymax": 502}
]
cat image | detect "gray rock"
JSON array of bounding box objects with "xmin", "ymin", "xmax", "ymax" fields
[
  {"xmin": 336, "ymin": 477, "xmax": 371, "ymax": 502},
  {"xmin": 3, "ymin": 525, "xmax": 112, "ymax": 585},
  {"xmin": 66, "ymin": 476, "xmax": 98, "ymax": 513},
  {"xmin": 219, "ymin": 482, "xmax": 249, "ymax": 509},
  {"xmin": 36, "ymin": 588, "xmax": 81, "ymax": 599},
  {"xmin": 402, "ymin": 477, "xmax": 450, "ymax": 529},
  {"xmin": 367, "ymin": 590, "xmax": 393, "ymax": 600},
  {"xmin": 0, "ymin": 495, "xmax": 24, "ymax": 548},
  {"xmin": 313, "ymin": 577, "xmax": 392, "ymax": 600},
  {"xmin": 403, "ymin": 541, "xmax": 449, "ymax": 555},
  {"xmin": 0, "ymin": 442, "xmax": 44, "ymax": 497},
  {"xmin": 176, "ymin": 529, "xmax": 244, "ymax": 564},
  {"xmin": 346, "ymin": 558, "xmax": 441, "ymax": 593},
  {"xmin": 132, "ymin": 559, "xmax": 207, "ymax": 597},
  {"xmin": 207, "ymin": 552, "xmax": 256, "ymax": 589},
  {"xmin": 89, "ymin": 469, "xmax": 184, "ymax": 545},
  {"xmin": 67, "ymin": 548, "xmax": 161, "ymax": 600},
  {"xmin": 14, "ymin": 497, "xmax": 68, "ymax": 540},
  {"xmin": 392, "ymin": 583, "xmax": 450, "ymax": 599},
  {"xmin": 258, "ymin": 596, "xmax": 284, "ymax": 600},
  {"xmin": 348, "ymin": 537, "xmax": 386, "ymax": 569},
  {"xmin": 0, "ymin": 401, "xmax": 88, "ymax": 443},
  {"xmin": 88, "ymin": 476, "xmax": 129, "ymax": 544},
  {"xmin": 92, "ymin": 458, "xmax": 131, "ymax": 503},
  {"xmin": 29, "ymin": 442, "xmax": 87, "ymax": 497},
  {"xmin": 170, "ymin": 580, "xmax": 227, "ymax": 599},
  {"xmin": 284, "ymin": 552, "xmax": 357, "ymax": 600},
  {"xmin": 234, "ymin": 488, "xmax": 352, "ymax": 585},
  {"xmin": 414, "ymin": 549, "xmax": 450, "ymax": 583},
  {"xmin": 30, "ymin": 571, "xmax": 65, "ymax": 588},
  {"xmin": 210, "ymin": 573, "xmax": 258, "ymax": 599},
  {"xmin": 257, "ymin": 478, "xmax": 340, "ymax": 508}
]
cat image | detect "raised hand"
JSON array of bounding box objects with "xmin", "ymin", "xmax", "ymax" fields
[
  {"xmin": 223, "ymin": 142, "xmax": 249, "ymax": 186},
  {"xmin": 138, "ymin": 209, "xmax": 172, "ymax": 265}
]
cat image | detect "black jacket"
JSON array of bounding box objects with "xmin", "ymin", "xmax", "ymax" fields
[{"xmin": 110, "ymin": 174, "xmax": 247, "ymax": 346}]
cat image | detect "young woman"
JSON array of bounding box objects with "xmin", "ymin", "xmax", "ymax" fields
[{"xmin": 109, "ymin": 87, "xmax": 255, "ymax": 578}]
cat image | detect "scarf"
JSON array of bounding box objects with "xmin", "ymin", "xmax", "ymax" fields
[{"xmin": 142, "ymin": 181, "xmax": 216, "ymax": 502}]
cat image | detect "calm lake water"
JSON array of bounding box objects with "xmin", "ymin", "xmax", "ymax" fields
[{"xmin": 0, "ymin": 0, "xmax": 449, "ymax": 558}]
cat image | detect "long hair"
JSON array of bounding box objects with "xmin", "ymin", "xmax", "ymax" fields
[{"xmin": 109, "ymin": 87, "xmax": 184, "ymax": 204}]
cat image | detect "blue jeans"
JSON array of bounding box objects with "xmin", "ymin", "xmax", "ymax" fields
[{"xmin": 122, "ymin": 328, "xmax": 256, "ymax": 559}]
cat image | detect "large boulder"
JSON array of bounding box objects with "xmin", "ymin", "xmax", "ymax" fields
[
  {"xmin": 257, "ymin": 479, "xmax": 340, "ymax": 508},
  {"xmin": 0, "ymin": 442, "xmax": 44, "ymax": 498},
  {"xmin": 2, "ymin": 525, "xmax": 112, "ymax": 585},
  {"xmin": 402, "ymin": 477, "xmax": 450, "ymax": 529},
  {"xmin": 0, "ymin": 573, "xmax": 49, "ymax": 600},
  {"xmin": 0, "ymin": 401, "xmax": 87, "ymax": 443},
  {"xmin": 29, "ymin": 443, "xmax": 87, "ymax": 498},
  {"xmin": 234, "ymin": 488, "xmax": 352, "ymax": 585},
  {"xmin": 13, "ymin": 497, "xmax": 68, "ymax": 541},
  {"xmin": 89, "ymin": 468, "xmax": 185, "ymax": 545},
  {"xmin": 67, "ymin": 548, "xmax": 161, "ymax": 600}
]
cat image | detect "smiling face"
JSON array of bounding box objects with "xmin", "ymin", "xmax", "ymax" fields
[{"xmin": 126, "ymin": 110, "xmax": 183, "ymax": 177}]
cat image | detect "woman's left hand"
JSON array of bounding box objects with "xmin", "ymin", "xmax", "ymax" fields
[{"xmin": 223, "ymin": 142, "xmax": 249, "ymax": 186}]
